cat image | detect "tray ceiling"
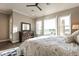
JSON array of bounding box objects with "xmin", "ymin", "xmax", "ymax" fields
[{"xmin": 0, "ymin": 3, "xmax": 79, "ymax": 18}]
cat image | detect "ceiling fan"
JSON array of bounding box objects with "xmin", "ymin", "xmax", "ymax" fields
[{"xmin": 26, "ymin": 3, "xmax": 42, "ymax": 11}]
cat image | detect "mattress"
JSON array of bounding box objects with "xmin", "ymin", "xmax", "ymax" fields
[{"xmin": 18, "ymin": 35, "xmax": 79, "ymax": 56}]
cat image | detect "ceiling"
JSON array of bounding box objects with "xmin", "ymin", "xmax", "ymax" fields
[{"xmin": 0, "ymin": 3, "xmax": 79, "ymax": 18}]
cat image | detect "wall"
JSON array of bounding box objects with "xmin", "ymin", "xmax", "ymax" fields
[
  {"xmin": 0, "ymin": 14, "xmax": 9, "ymax": 42},
  {"xmin": 36, "ymin": 6, "xmax": 79, "ymax": 35},
  {"xmin": 71, "ymin": 8, "xmax": 79, "ymax": 33},
  {"xmin": 12, "ymin": 11, "xmax": 35, "ymax": 43}
]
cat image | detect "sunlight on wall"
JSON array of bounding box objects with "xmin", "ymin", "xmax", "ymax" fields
[{"xmin": 13, "ymin": 26, "xmax": 18, "ymax": 33}]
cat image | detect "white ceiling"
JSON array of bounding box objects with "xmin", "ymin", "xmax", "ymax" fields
[{"xmin": 0, "ymin": 3, "xmax": 79, "ymax": 18}]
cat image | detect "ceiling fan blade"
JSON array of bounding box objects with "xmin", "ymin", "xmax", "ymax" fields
[
  {"xmin": 26, "ymin": 5, "xmax": 35, "ymax": 7},
  {"xmin": 36, "ymin": 6, "xmax": 42, "ymax": 11}
]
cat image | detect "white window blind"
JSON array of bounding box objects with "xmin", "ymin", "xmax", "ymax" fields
[
  {"xmin": 36, "ymin": 20, "xmax": 42, "ymax": 36},
  {"xmin": 59, "ymin": 15, "xmax": 71, "ymax": 36},
  {"xmin": 44, "ymin": 18, "xmax": 57, "ymax": 35}
]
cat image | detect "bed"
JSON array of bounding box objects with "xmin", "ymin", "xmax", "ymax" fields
[{"xmin": 17, "ymin": 34, "xmax": 79, "ymax": 56}]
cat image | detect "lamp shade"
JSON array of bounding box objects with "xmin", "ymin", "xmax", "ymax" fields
[{"xmin": 72, "ymin": 25, "xmax": 79, "ymax": 29}]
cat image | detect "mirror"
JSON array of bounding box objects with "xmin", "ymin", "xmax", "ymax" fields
[{"xmin": 21, "ymin": 22, "xmax": 31, "ymax": 31}]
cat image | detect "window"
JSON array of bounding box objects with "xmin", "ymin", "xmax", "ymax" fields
[
  {"xmin": 36, "ymin": 20, "xmax": 42, "ymax": 36},
  {"xmin": 59, "ymin": 15, "xmax": 71, "ymax": 36},
  {"xmin": 44, "ymin": 18, "xmax": 57, "ymax": 35},
  {"xmin": 36, "ymin": 14, "xmax": 71, "ymax": 36}
]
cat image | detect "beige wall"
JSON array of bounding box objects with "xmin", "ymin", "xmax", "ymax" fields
[
  {"xmin": 12, "ymin": 11, "xmax": 35, "ymax": 43},
  {"xmin": 71, "ymin": 8, "xmax": 79, "ymax": 33},
  {"xmin": 36, "ymin": 6, "xmax": 79, "ymax": 35},
  {"xmin": 0, "ymin": 14, "xmax": 9, "ymax": 42}
]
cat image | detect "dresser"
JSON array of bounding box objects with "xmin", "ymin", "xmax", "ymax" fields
[{"xmin": 19, "ymin": 31, "xmax": 34, "ymax": 42}]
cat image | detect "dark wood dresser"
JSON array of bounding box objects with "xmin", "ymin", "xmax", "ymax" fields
[{"xmin": 19, "ymin": 31, "xmax": 34, "ymax": 42}]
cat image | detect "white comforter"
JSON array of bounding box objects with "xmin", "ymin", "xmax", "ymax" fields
[{"xmin": 18, "ymin": 35, "xmax": 79, "ymax": 56}]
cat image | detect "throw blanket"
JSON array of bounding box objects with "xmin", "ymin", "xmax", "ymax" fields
[
  {"xmin": 18, "ymin": 35, "xmax": 79, "ymax": 56},
  {"xmin": 0, "ymin": 47, "xmax": 19, "ymax": 56}
]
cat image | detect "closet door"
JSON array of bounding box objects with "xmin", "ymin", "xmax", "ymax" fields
[{"xmin": 0, "ymin": 14, "xmax": 9, "ymax": 41}]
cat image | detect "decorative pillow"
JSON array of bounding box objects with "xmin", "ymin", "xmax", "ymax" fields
[
  {"xmin": 65, "ymin": 30, "xmax": 79, "ymax": 43},
  {"xmin": 75, "ymin": 35, "xmax": 79, "ymax": 44},
  {"xmin": 71, "ymin": 30, "xmax": 79, "ymax": 40},
  {"xmin": 65, "ymin": 35, "xmax": 74, "ymax": 43}
]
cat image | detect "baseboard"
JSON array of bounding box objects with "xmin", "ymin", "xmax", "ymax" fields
[
  {"xmin": 0, "ymin": 39, "xmax": 10, "ymax": 43},
  {"xmin": 12, "ymin": 40, "xmax": 19, "ymax": 43},
  {"xmin": 0, "ymin": 39, "xmax": 19, "ymax": 43}
]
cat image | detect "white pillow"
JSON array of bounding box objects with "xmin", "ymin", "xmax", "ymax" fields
[{"xmin": 75, "ymin": 35, "xmax": 79, "ymax": 44}]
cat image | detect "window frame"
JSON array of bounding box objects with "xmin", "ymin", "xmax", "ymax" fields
[
  {"xmin": 35, "ymin": 14, "xmax": 71, "ymax": 36},
  {"xmin": 58, "ymin": 14, "xmax": 71, "ymax": 36},
  {"xmin": 43, "ymin": 17, "xmax": 57, "ymax": 36}
]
